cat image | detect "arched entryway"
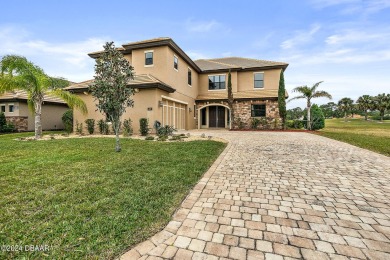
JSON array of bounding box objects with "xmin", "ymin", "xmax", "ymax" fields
[{"xmin": 197, "ymin": 104, "xmax": 231, "ymax": 129}]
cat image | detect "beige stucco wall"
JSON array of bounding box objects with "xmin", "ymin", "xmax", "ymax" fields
[
  {"xmin": 238, "ymin": 69, "xmax": 282, "ymax": 91},
  {"xmin": 198, "ymin": 69, "xmax": 282, "ymax": 95},
  {"xmin": 73, "ymin": 88, "xmax": 161, "ymax": 134},
  {"xmin": 23, "ymin": 103, "xmax": 68, "ymax": 131},
  {"xmin": 0, "ymin": 101, "xmax": 21, "ymax": 116}
]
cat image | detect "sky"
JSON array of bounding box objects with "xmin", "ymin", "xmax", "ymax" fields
[{"xmin": 1, "ymin": 0, "xmax": 390, "ymax": 108}]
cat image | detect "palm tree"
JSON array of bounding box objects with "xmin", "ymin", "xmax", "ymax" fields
[
  {"xmin": 0, "ymin": 55, "xmax": 87, "ymax": 139},
  {"xmin": 357, "ymin": 95, "xmax": 373, "ymax": 120},
  {"xmin": 372, "ymin": 93, "xmax": 390, "ymax": 121},
  {"xmin": 338, "ymin": 97, "xmax": 354, "ymax": 122},
  {"xmin": 289, "ymin": 81, "xmax": 332, "ymax": 130}
]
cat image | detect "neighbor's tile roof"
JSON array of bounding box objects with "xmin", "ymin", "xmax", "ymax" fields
[
  {"xmin": 65, "ymin": 74, "xmax": 175, "ymax": 92},
  {"xmin": 196, "ymin": 89, "xmax": 286, "ymax": 100},
  {"xmin": 195, "ymin": 57, "xmax": 288, "ymax": 71},
  {"xmin": 0, "ymin": 90, "xmax": 67, "ymax": 104}
]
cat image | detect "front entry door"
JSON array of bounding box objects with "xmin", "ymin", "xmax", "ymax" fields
[{"xmin": 209, "ymin": 106, "xmax": 225, "ymax": 128}]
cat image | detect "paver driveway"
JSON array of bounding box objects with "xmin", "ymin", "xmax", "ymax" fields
[{"xmin": 121, "ymin": 131, "xmax": 390, "ymax": 260}]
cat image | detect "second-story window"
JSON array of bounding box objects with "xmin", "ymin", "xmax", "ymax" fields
[
  {"xmin": 1, "ymin": 105, "xmax": 5, "ymax": 113},
  {"xmin": 174, "ymin": 56, "xmax": 178, "ymax": 70},
  {"xmin": 254, "ymin": 73, "xmax": 264, "ymax": 88},
  {"xmin": 9, "ymin": 105, "xmax": 14, "ymax": 113},
  {"xmin": 188, "ymin": 69, "xmax": 192, "ymax": 86},
  {"xmin": 208, "ymin": 75, "xmax": 226, "ymax": 90},
  {"xmin": 145, "ymin": 52, "xmax": 153, "ymax": 65}
]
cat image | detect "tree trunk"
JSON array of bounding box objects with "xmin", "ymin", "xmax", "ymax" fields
[
  {"xmin": 34, "ymin": 99, "xmax": 43, "ymax": 140},
  {"xmin": 113, "ymin": 117, "xmax": 121, "ymax": 152},
  {"xmin": 380, "ymin": 110, "xmax": 384, "ymax": 122},
  {"xmin": 365, "ymin": 110, "xmax": 368, "ymax": 120},
  {"xmin": 307, "ymin": 101, "xmax": 311, "ymax": 130},
  {"xmin": 344, "ymin": 111, "xmax": 347, "ymax": 122}
]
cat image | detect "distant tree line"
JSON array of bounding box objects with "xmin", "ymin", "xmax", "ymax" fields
[{"xmin": 287, "ymin": 93, "xmax": 390, "ymax": 122}]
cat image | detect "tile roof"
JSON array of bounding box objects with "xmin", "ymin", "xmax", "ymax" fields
[
  {"xmin": 65, "ymin": 74, "xmax": 175, "ymax": 93},
  {"xmin": 195, "ymin": 57, "xmax": 288, "ymax": 71},
  {"xmin": 196, "ymin": 89, "xmax": 287, "ymax": 101},
  {"xmin": 0, "ymin": 90, "xmax": 67, "ymax": 104}
]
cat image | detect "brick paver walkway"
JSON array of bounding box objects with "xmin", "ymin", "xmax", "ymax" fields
[{"xmin": 121, "ymin": 131, "xmax": 390, "ymax": 259}]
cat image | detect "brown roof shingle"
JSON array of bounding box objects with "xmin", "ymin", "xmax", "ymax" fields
[
  {"xmin": 195, "ymin": 57, "xmax": 288, "ymax": 72},
  {"xmin": 65, "ymin": 74, "xmax": 176, "ymax": 93},
  {"xmin": 0, "ymin": 90, "xmax": 67, "ymax": 104}
]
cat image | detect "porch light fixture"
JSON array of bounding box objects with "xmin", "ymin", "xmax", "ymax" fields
[
  {"xmin": 158, "ymin": 101, "xmax": 163, "ymax": 107},
  {"xmin": 189, "ymin": 108, "xmax": 192, "ymax": 112},
  {"xmin": 134, "ymin": 88, "xmax": 140, "ymax": 93}
]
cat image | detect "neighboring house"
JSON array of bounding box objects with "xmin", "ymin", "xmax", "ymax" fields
[
  {"xmin": 65, "ymin": 37, "xmax": 288, "ymax": 133},
  {"xmin": 0, "ymin": 90, "xmax": 69, "ymax": 131}
]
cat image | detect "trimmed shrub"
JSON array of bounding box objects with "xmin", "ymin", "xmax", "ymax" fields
[
  {"xmin": 145, "ymin": 136, "xmax": 155, "ymax": 140},
  {"xmin": 62, "ymin": 110, "xmax": 73, "ymax": 133},
  {"xmin": 85, "ymin": 119, "xmax": 95, "ymax": 134},
  {"xmin": 139, "ymin": 118, "xmax": 149, "ymax": 136},
  {"xmin": 98, "ymin": 119, "xmax": 109, "ymax": 135},
  {"xmin": 0, "ymin": 112, "xmax": 6, "ymax": 132},
  {"xmin": 123, "ymin": 119, "xmax": 133, "ymax": 137},
  {"xmin": 286, "ymin": 120, "xmax": 304, "ymax": 129},
  {"xmin": 76, "ymin": 121, "xmax": 83, "ymax": 135}
]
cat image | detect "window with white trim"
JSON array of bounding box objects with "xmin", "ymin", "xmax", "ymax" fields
[
  {"xmin": 208, "ymin": 75, "xmax": 226, "ymax": 90},
  {"xmin": 0, "ymin": 105, "xmax": 5, "ymax": 113},
  {"xmin": 188, "ymin": 68, "xmax": 192, "ymax": 86},
  {"xmin": 145, "ymin": 52, "xmax": 153, "ymax": 65},
  {"xmin": 254, "ymin": 73, "xmax": 264, "ymax": 88},
  {"xmin": 174, "ymin": 56, "xmax": 178, "ymax": 70},
  {"xmin": 9, "ymin": 105, "xmax": 14, "ymax": 113}
]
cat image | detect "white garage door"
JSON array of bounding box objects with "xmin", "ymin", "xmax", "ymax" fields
[{"xmin": 162, "ymin": 99, "xmax": 186, "ymax": 130}]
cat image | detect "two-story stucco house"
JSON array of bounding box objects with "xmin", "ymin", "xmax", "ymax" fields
[{"xmin": 65, "ymin": 37, "xmax": 288, "ymax": 133}]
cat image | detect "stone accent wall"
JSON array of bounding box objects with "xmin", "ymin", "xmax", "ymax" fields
[
  {"xmin": 6, "ymin": 116, "xmax": 28, "ymax": 132},
  {"xmin": 196, "ymin": 99, "xmax": 282, "ymax": 130}
]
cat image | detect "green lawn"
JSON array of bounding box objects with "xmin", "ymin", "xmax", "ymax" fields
[
  {"xmin": 0, "ymin": 132, "xmax": 226, "ymax": 259},
  {"xmin": 319, "ymin": 118, "xmax": 390, "ymax": 156}
]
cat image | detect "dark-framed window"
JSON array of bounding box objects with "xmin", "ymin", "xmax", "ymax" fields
[
  {"xmin": 174, "ymin": 56, "xmax": 178, "ymax": 70},
  {"xmin": 145, "ymin": 52, "xmax": 153, "ymax": 65},
  {"xmin": 188, "ymin": 68, "xmax": 192, "ymax": 85},
  {"xmin": 251, "ymin": 104, "xmax": 266, "ymax": 117},
  {"xmin": 254, "ymin": 73, "xmax": 264, "ymax": 88},
  {"xmin": 9, "ymin": 105, "xmax": 14, "ymax": 113},
  {"xmin": 1, "ymin": 105, "xmax": 5, "ymax": 113},
  {"xmin": 208, "ymin": 75, "xmax": 226, "ymax": 90}
]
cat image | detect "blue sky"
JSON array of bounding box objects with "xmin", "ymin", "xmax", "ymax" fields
[{"xmin": 1, "ymin": 0, "xmax": 390, "ymax": 108}]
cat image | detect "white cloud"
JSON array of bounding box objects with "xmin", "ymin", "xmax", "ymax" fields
[
  {"xmin": 185, "ymin": 19, "xmax": 221, "ymax": 33},
  {"xmin": 186, "ymin": 50, "xmax": 210, "ymax": 60},
  {"xmin": 280, "ymin": 24, "xmax": 321, "ymax": 49},
  {"xmin": 309, "ymin": 0, "xmax": 390, "ymax": 15},
  {"xmin": 0, "ymin": 25, "xmax": 108, "ymax": 82}
]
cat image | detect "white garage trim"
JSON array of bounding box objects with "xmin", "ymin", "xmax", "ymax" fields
[{"xmin": 161, "ymin": 95, "xmax": 188, "ymax": 105}]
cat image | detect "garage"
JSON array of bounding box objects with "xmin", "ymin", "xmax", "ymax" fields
[{"xmin": 161, "ymin": 98, "xmax": 186, "ymax": 130}]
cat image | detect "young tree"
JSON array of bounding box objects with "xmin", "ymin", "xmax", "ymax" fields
[
  {"xmin": 320, "ymin": 102, "xmax": 337, "ymax": 118},
  {"xmin": 289, "ymin": 81, "xmax": 332, "ymax": 130},
  {"xmin": 89, "ymin": 42, "xmax": 135, "ymax": 152},
  {"xmin": 338, "ymin": 97, "xmax": 354, "ymax": 122},
  {"xmin": 227, "ymin": 69, "xmax": 234, "ymax": 129},
  {"xmin": 278, "ymin": 70, "xmax": 287, "ymax": 129},
  {"xmin": 372, "ymin": 93, "xmax": 390, "ymax": 121},
  {"xmin": 0, "ymin": 55, "xmax": 87, "ymax": 139},
  {"xmin": 357, "ymin": 95, "xmax": 372, "ymax": 120}
]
